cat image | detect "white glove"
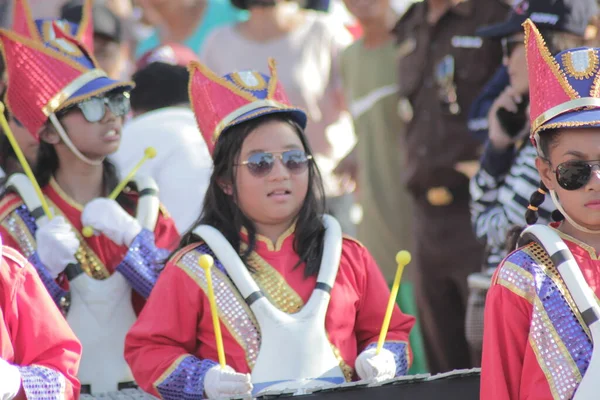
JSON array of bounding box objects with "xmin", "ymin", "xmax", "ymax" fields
[
  {"xmin": 81, "ymin": 198, "xmax": 142, "ymax": 247},
  {"xmin": 355, "ymin": 347, "xmax": 396, "ymax": 382},
  {"xmin": 0, "ymin": 358, "xmax": 21, "ymax": 400},
  {"xmin": 36, "ymin": 215, "xmax": 79, "ymax": 279},
  {"xmin": 204, "ymin": 365, "xmax": 253, "ymax": 399}
]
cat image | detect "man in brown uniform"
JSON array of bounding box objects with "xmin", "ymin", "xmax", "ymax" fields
[{"xmin": 393, "ymin": 0, "xmax": 509, "ymax": 373}]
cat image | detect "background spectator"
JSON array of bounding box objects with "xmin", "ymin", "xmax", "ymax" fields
[
  {"xmin": 133, "ymin": 0, "xmax": 247, "ymax": 58},
  {"xmin": 339, "ymin": 0, "xmax": 426, "ymax": 374},
  {"xmin": 392, "ymin": 0, "xmax": 509, "ymax": 373},
  {"xmin": 111, "ymin": 50, "xmax": 212, "ymax": 233}
]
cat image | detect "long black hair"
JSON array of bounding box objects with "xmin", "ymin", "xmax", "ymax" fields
[
  {"xmin": 176, "ymin": 112, "xmax": 327, "ymax": 278},
  {"xmin": 33, "ymin": 123, "xmax": 132, "ymax": 208}
]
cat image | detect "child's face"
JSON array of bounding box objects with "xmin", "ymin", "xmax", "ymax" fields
[
  {"xmin": 233, "ymin": 119, "xmax": 310, "ymax": 230},
  {"xmin": 537, "ymin": 128, "xmax": 600, "ymax": 228}
]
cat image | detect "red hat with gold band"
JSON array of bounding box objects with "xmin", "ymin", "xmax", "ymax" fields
[
  {"xmin": 188, "ymin": 58, "xmax": 307, "ymax": 155},
  {"xmin": 0, "ymin": 0, "xmax": 133, "ymax": 139},
  {"xmin": 526, "ymin": 18, "xmax": 600, "ymax": 151}
]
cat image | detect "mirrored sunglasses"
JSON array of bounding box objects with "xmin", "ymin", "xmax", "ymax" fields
[
  {"xmin": 57, "ymin": 92, "xmax": 130, "ymax": 123},
  {"xmin": 553, "ymin": 160, "xmax": 600, "ymax": 191},
  {"xmin": 236, "ymin": 149, "xmax": 313, "ymax": 178}
]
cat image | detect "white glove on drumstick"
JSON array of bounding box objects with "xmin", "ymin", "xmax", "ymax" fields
[
  {"xmin": 355, "ymin": 347, "xmax": 396, "ymax": 382},
  {"xmin": 81, "ymin": 198, "xmax": 142, "ymax": 247},
  {"xmin": 36, "ymin": 215, "xmax": 79, "ymax": 279},
  {"xmin": 204, "ymin": 365, "xmax": 253, "ymax": 399}
]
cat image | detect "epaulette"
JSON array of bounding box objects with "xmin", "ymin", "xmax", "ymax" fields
[
  {"xmin": 170, "ymin": 241, "xmax": 205, "ymax": 264},
  {"xmin": 0, "ymin": 192, "xmax": 25, "ymax": 221},
  {"xmin": 342, "ymin": 234, "xmax": 365, "ymax": 248}
]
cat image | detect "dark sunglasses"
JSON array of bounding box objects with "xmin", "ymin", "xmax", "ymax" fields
[
  {"xmin": 235, "ymin": 149, "xmax": 313, "ymax": 178},
  {"xmin": 57, "ymin": 92, "xmax": 130, "ymax": 123},
  {"xmin": 501, "ymin": 37, "xmax": 524, "ymax": 59},
  {"xmin": 552, "ymin": 160, "xmax": 600, "ymax": 191}
]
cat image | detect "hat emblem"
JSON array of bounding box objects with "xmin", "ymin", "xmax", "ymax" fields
[
  {"xmin": 41, "ymin": 20, "xmax": 83, "ymax": 57},
  {"xmin": 562, "ymin": 49, "xmax": 600, "ymax": 80},
  {"xmin": 230, "ymin": 71, "xmax": 268, "ymax": 91}
]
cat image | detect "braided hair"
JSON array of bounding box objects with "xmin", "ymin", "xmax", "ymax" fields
[{"xmin": 525, "ymin": 181, "xmax": 564, "ymax": 225}]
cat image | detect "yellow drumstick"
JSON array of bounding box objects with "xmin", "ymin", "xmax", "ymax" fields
[
  {"xmin": 199, "ymin": 254, "xmax": 226, "ymax": 368},
  {"xmin": 82, "ymin": 147, "xmax": 157, "ymax": 237},
  {"xmin": 0, "ymin": 102, "xmax": 53, "ymax": 219},
  {"xmin": 376, "ymin": 250, "xmax": 411, "ymax": 355}
]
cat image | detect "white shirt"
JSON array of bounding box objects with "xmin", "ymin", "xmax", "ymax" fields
[{"xmin": 111, "ymin": 107, "xmax": 212, "ymax": 233}]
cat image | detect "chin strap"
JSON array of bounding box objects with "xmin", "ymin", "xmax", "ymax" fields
[
  {"xmin": 549, "ymin": 190, "xmax": 600, "ymax": 234},
  {"xmin": 49, "ymin": 113, "xmax": 103, "ymax": 166}
]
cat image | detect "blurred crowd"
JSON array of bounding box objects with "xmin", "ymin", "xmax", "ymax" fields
[{"xmin": 2, "ymin": 0, "xmax": 600, "ymax": 377}]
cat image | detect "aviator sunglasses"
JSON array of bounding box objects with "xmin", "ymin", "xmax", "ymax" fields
[
  {"xmin": 235, "ymin": 149, "xmax": 313, "ymax": 178},
  {"xmin": 550, "ymin": 160, "xmax": 600, "ymax": 191},
  {"xmin": 56, "ymin": 92, "xmax": 131, "ymax": 123}
]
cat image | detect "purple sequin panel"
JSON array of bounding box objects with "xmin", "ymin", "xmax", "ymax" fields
[
  {"xmin": 14, "ymin": 204, "xmax": 38, "ymax": 236},
  {"xmin": 156, "ymin": 356, "xmax": 218, "ymax": 400},
  {"xmin": 507, "ymin": 249, "xmax": 593, "ymax": 376},
  {"xmin": 28, "ymin": 252, "xmax": 68, "ymax": 306},
  {"xmin": 116, "ymin": 229, "xmax": 170, "ymax": 299},
  {"xmin": 18, "ymin": 365, "xmax": 66, "ymax": 400},
  {"xmin": 196, "ymin": 243, "xmax": 227, "ymax": 275},
  {"xmin": 364, "ymin": 342, "xmax": 409, "ymax": 376}
]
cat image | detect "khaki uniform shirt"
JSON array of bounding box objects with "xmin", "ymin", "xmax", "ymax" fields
[{"xmin": 393, "ymin": 0, "xmax": 509, "ymax": 202}]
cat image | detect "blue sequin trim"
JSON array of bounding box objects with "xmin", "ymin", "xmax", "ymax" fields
[
  {"xmin": 156, "ymin": 356, "xmax": 218, "ymax": 400},
  {"xmin": 14, "ymin": 204, "xmax": 38, "ymax": 236},
  {"xmin": 18, "ymin": 365, "xmax": 67, "ymax": 400},
  {"xmin": 28, "ymin": 252, "xmax": 67, "ymax": 306},
  {"xmin": 116, "ymin": 229, "xmax": 169, "ymax": 299},
  {"xmin": 364, "ymin": 342, "xmax": 409, "ymax": 376},
  {"xmin": 502, "ymin": 248, "xmax": 593, "ymax": 375}
]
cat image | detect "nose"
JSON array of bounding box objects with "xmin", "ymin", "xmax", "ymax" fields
[
  {"xmin": 587, "ymin": 165, "xmax": 600, "ymax": 190},
  {"xmin": 101, "ymin": 103, "xmax": 117, "ymax": 124},
  {"xmin": 268, "ymin": 156, "xmax": 290, "ymax": 181}
]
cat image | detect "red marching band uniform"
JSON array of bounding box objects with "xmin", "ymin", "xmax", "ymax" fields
[
  {"xmin": 481, "ymin": 20, "xmax": 600, "ymax": 399},
  {"xmin": 124, "ymin": 60, "xmax": 415, "ymax": 398},
  {"xmin": 1, "ymin": 237, "xmax": 82, "ymax": 400},
  {"xmin": 0, "ymin": 0, "xmax": 179, "ymax": 394}
]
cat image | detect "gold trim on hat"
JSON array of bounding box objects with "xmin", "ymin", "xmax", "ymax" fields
[
  {"xmin": 188, "ymin": 61, "xmax": 258, "ymax": 103},
  {"xmin": 539, "ymin": 119, "xmax": 600, "ymax": 132},
  {"xmin": 524, "ymin": 19, "xmax": 579, "ymax": 100},
  {"xmin": 213, "ymin": 99, "xmax": 288, "ymax": 141},
  {"xmin": 230, "ymin": 71, "xmax": 268, "ymax": 91},
  {"xmin": 41, "ymin": 69, "xmax": 108, "ymax": 115},
  {"xmin": 12, "ymin": 0, "xmax": 42, "ymax": 42},
  {"xmin": 532, "ymin": 97, "xmax": 600, "ymax": 134},
  {"xmin": 267, "ymin": 57, "xmax": 279, "ymax": 98},
  {"xmin": 0, "ymin": 29, "xmax": 88, "ymax": 73},
  {"xmin": 76, "ymin": 0, "xmax": 93, "ymax": 42}
]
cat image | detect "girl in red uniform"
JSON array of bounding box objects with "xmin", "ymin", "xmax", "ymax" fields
[
  {"xmin": 0, "ymin": 0, "xmax": 179, "ymax": 394},
  {"xmin": 125, "ymin": 60, "xmax": 415, "ymax": 399},
  {"xmin": 482, "ymin": 19, "xmax": 600, "ymax": 399}
]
